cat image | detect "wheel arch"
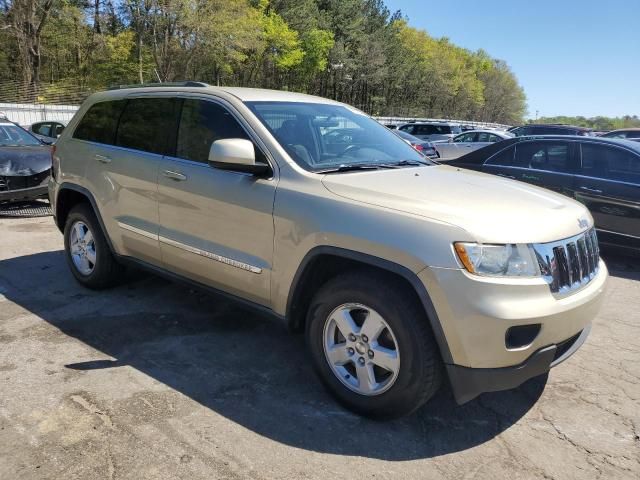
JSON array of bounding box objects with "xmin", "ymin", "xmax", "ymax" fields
[
  {"xmin": 285, "ymin": 246, "xmax": 453, "ymax": 364},
  {"xmin": 55, "ymin": 183, "xmax": 116, "ymax": 253}
]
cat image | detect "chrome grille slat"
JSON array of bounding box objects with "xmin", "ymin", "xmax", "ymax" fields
[
  {"xmin": 534, "ymin": 228, "xmax": 600, "ymax": 296},
  {"xmin": 583, "ymin": 234, "xmax": 594, "ymax": 274}
]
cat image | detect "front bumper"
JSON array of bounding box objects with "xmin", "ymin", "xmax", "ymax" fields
[
  {"xmin": 447, "ymin": 325, "xmax": 590, "ymax": 403},
  {"xmin": 0, "ymin": 184, "xmax": 48, "ymax": 203},
  {"xmin": 419, "ymin": 260, "xmax": 608, "ymax": 403}
]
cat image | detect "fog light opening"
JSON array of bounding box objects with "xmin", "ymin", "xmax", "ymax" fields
[{"xmin": 505, "ymin": 324, "xmax": 541, "ymax": 350}]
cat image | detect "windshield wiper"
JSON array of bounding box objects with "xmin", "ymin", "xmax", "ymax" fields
[
  {"xmin": 379, "ymin": 159, "xmax": 430, "ymax": 167},
  {"xmin": 316, "ymin": 164, "xmax": 386, "ymax": 174}
]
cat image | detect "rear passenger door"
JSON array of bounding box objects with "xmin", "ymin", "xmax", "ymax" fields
[
  {"xmin": 157, "ymin": 97, "xmax": 277, "ymax": 306},
  {"xmin": 74, "ymin": 96, "xmax": 179, "ymax": 266},
  {"xmin": 575, "ymin": 142, "xmax": 640, "ymax": 243}
]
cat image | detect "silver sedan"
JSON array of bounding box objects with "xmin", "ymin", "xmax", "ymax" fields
[{"xmin": 435, "ymin": 130, "xmax": 513, "ymax": 160}]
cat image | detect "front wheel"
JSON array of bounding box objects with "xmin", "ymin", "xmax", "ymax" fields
[{"xmin": 306, "ymin": 271, "xmax": 443, "ymax": 419}]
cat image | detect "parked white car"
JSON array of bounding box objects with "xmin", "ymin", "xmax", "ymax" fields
[
  {"xmin": 397, "ymin": 122, "xmax": 462, "ymax": 142},
  {"xmin": 435, "ymin": 130, "xmax": 514, "ymax": 160}
]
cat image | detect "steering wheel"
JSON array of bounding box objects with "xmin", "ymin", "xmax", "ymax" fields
[{"xmin": 339, "ymin": 144, "xmax": 364, "ymax": 156}]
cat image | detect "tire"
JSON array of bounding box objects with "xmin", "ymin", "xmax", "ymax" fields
[
  {"xmin": 63, "ymin": 203, "xmax": 123, "ymax": 289},
  {"xmin": 306, "ymin": 271, "xmax": 443, "ymax": 419}
]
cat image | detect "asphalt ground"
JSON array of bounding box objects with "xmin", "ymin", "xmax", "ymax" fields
[{"xmin": 1, "ymin": 213, "xmax": 638, "ymax": 479}]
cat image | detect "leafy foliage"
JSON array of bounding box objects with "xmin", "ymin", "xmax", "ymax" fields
[
  {"xmin": 534, "ymin": 116, "xmax": 640, "ymax": 131},
  {"xmin": 0, "ymin": 0, "xmax": 528, "ymax": 123}
]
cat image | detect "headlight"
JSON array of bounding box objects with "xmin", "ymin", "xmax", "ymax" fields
[{"xmin": 454, "ymin": 243, "xmax": 540, "ymax": 277}]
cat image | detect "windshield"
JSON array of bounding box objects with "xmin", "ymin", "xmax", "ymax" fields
[
  {"xmin": 0, "ymin": 124, "xmax": 41, "ymax": 146},
  {"xmin": 245, "ymin": 101, "xmax": 432, "ymax": 171}
]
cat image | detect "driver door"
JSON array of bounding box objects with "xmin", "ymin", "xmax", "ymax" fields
[{"xmin": 158, "ymin": 97, "xmax": 277, "ymax": 306}]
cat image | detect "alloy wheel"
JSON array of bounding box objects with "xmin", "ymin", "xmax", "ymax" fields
[
  {"xmin": 322, "ymin": 303, "xmax": 401, "ymax": 396},
  {"xmin": 69, "ymin": 220, "xmax": 96, "ymax": 275}
]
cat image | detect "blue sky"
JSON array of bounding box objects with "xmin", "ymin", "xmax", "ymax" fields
[{"xmin": 384, "ymin": 0, "xmax": 640, "ymax": 118}]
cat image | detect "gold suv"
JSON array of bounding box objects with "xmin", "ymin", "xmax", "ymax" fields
[{"xmin": 49, "ymin": 83, "xmax": 608, "ymax": 418}]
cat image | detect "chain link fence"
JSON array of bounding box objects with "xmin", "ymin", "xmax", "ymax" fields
[{"xmin": 0, "ymin": 81, "xmax": 91, "ymax": 126}]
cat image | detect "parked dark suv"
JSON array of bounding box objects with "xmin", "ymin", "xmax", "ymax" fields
[
  {"xmin": 509, "ymin": 124, "xmax": 594, "ymax": 137},
  {"xmin": 449, "ymin": 136, "xmax": 640, "ymax": 254}
]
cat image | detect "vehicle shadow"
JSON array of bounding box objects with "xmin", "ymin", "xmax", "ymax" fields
[{"xmin": 0, "ymin": 250, "xmax": 551, "ymax": 460}]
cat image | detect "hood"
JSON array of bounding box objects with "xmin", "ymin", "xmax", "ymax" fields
[
  {"xmin": 321, "ymin": 165, "xmax": 592, "ymax": 244},
  {"xmin": 0, "ymin": 145, "xmax": 51, "ymax": 176}
]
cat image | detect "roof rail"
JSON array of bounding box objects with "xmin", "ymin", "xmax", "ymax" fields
[{"xmin": 108, "ymin": 81, "xmax": 209, "ymax": 90}]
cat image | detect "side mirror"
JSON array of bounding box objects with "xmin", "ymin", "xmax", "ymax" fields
[{"xmin": 208, "ymin": 138, "xmax": 271, "ymax": 176}]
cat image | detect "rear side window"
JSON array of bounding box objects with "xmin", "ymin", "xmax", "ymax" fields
[
  {"xmin": 486, "ymin": 146, "xmax": 518, "ymax": 166},
  {"xmin": 115, "ymin": 98, "xmax": 179, "ymax": 155},
  {"xmin": 581, "ymin": 143, "xmax": 640, "ymax": 183},
  {"xmin": 73, "ymin": 100, "xmax": 126, "ymax": 145},
  {"xmin": 516, "ymin": 141, "xmax": 572, "ymax": 172},
  {"xmin": 176, "ymin": 99, "xmax": 250, "ymax": 163}
]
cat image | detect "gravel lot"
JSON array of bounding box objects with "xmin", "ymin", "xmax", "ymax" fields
[{"xmin": 0, "ymin": 213, "xmax": 638, "ymax": 479}]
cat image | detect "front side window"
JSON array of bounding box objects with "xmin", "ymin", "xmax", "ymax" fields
[
  {"xmin": 32, "ymin": 122, "xmax": 51, "ymax": 137},
  {"xmin": 455, "ymin": 132, "xmax": 476, "ymax": 143},
  {"xmin": 477, "ymin": 132, "xmax": 500, "ymax": 143},
  {"xmin": 246, "ymin": 101, "xmax": 429, "ymax": 171},
  {"xmin": 74, "ymin": 100, "xmax": 126, "ymax": 145},
  {"xmin": 0, "ymin": 124, "xmax": 42, "ymax": 146},
  {"xmin": 516, "ymin": 141, "xmax": 572, "ymax": 172},
  {"xmin": 176, "ymin": 99, "xmax": 250, "ymax": 163},
  {"xmin": 581, "ymin": 143, "xmax": 640, "ymax": 183}
]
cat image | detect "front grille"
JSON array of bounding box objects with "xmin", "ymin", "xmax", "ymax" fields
[
  {"xmin": 534, "ymin": 228, "xmax": 600, "ymax": 295},
  {"xmin": 0, "ymin": 171, "xmax": 50, "ymax": 192}
]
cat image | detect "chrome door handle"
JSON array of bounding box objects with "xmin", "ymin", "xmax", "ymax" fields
[
  {"xmin": 579, "ymin": 186, "xmax": 602, "ymax": 194},
  {"xmin": 95, "ymin": 154, "xmax": 111, "ymax": 163},
  {"xmin": 162, "ymin": 170, "xmax": 187, "ymax": 181}
]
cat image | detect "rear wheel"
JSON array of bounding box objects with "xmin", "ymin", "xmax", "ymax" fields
[
  {"xmin": 306, "ymin": 271, "xmax": 442, "ymax": 419},
  {"xmin": 63, "ymin": 204, "xmax": 123, "ymax": 289}
]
